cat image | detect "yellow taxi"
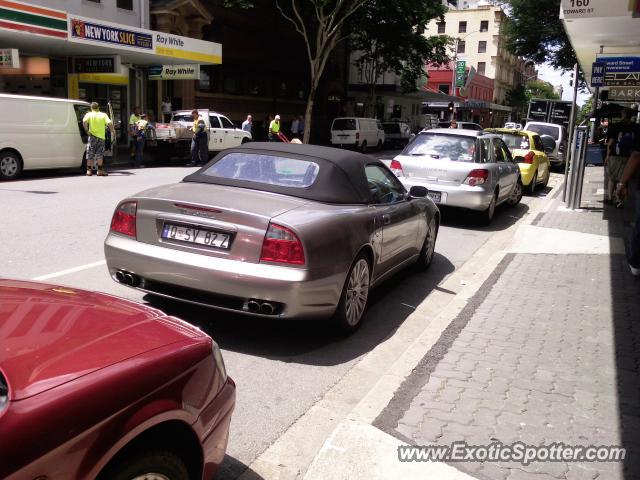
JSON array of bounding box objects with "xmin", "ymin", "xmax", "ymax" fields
[{"xmin": 484, "ymin": 128, "xmax": 551, "ymax": 194}]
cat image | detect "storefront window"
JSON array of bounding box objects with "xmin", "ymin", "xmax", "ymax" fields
[{"xmin": 117, "ymin": 0, "xmax": 133, "ymax": 10}]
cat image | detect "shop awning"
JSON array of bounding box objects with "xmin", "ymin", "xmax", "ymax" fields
[{"xmin": 0, "ymin": 2, "xmax": 221, "ymax": 66}]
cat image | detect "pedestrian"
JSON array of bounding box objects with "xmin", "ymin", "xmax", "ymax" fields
[
  {"xmin": 129, "ymin": 106, "xmax": 141, "ymax": 164},
  {"xmin": 290, "ymin": 116, "xmax": 299, "ymax": 139},
  {"xmin": 242, "ymin": 114, "xmax": 253, "ymax": 134},
  {"xmin": 188, "ymin": 109, "xmax": 208, "ymax": 166},
  {"xmin": 449, "ymin": 120, "xmax": 458, "ymax": 129},
  {"xmin": 134, "ymin": 113, "xmax": 148, "ymax": 168},
  {"xmin": 83, "ymin": 102, "xmax": 115, "ymax": 177},
  {"xmin": 606, "ymin": 109, "xmax": 638, "ymax": 207},
  {"xmin": 269, "ymin": 114, "xmax": 281, "ymax": 142},
  {"xmin": 161, "ymin": 97, "xmax": 172, "ymax": 123},
  {"xmin": 615, "ymin": 140, "xmax": 640, "ymax": 277}
]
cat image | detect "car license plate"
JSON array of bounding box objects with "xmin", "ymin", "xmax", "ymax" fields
[
  {"xmin": 428, "ymin": 191, "xmax": 442, "ymax": 203},
  {"xmin": 161, "ymin": 223, "xmax": 231, "ymax": 249}
]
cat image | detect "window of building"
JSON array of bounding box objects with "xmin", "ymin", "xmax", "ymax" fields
[
  {"xmin": 117, "ymin": 0, "xmax": 133, "ymax": 10},
  {"xmin": 438, "ymin": 84, "xmax": 450, "ymax": 95},
  {"xmin": 458, "ymin": 21, "xmax": 467, "ymax": 33},
  {"xmin": 480, "ymin": 20, "xmax": 489, "ymax": 32},
  {"xmin": 457, "ymin": 41, "xmax": 465, "ymax": 54},
  {"xmin": 437, "ymin": 22, "xmax": 446, "ymax": 34},
  {"xmin": 478, "ymin": 41, "xmax": 487, "ymax": 53},
  {"xmin": 477, "ymin": 62, "xmax": 486, "ymax": 75}
]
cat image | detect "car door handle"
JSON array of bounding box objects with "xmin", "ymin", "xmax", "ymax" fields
[{"xmin": 382, "ymin": 214, "xmax": 391, "ymax": 225}]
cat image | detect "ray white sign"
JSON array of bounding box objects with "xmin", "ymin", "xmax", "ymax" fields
[{"xmin": 148, "ymin": 64, "xmax": 200, "ymax": 80}]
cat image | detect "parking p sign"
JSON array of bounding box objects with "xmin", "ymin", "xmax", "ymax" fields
[{"xmin": 591, "ymin": 61, "xmax": 605, "ymax": 87}]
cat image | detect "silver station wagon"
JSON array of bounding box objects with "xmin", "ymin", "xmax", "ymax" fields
[{"xmin": 390, "ymin": 129, "xmax": 523, "ymax": 222}]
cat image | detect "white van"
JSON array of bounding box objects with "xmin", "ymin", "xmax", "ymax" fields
[
  {"xmin": 523, "ymin": 121, "xmax": 568, "ymax": 167},
  {"xmin": 0, "ymin": 94, "xmax": 90, "ymax": 180},
  {"xmin": 330, "ymin": 117, "xmax": 385, "ymax": 152}
]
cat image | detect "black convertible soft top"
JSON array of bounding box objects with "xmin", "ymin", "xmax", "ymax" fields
[{"xmin": 183, "ymin": 142, "xmax": 386, "ymax": 204}]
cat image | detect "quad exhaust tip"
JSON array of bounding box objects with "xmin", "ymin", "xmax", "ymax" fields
[
  {"xmin": 246, "ymin": 299, "xmax": 277, "ymax": 315},
  {"xmin": 114, "ymin": 270, "xmax": 140, "ymax": 287}
]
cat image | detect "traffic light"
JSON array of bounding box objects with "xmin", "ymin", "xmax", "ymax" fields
[{"xmin": 448, "ymin": 102, "xmax": 455, "ymax": 113}]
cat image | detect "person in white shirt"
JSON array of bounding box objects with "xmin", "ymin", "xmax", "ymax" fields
[
  {"xmin": 290, "ymin": 116, "xmax": 299, "ymax": 139},
  {"xmin": 241, "ymin": 114, "xmax": 252, "ymax": 133},
  {"xmin": 161, "ymin": 97, "xmax": 172, "ymax": 123}
]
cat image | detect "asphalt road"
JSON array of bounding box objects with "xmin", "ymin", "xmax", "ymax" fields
[{"xmin": 0, "ymin": 153, "xmax": 547, "ymax": 478}]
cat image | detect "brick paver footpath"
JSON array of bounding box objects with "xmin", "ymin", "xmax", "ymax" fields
[{"xmin": 376, "ymin": 167, "xmax": 640, "ymax": 480}]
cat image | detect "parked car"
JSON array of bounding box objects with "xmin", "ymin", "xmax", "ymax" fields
[
  {"xmin": 170, "ymin": 109, "xmax": 252, "ymax": 153},
  {"xmin": 389, "ymin": 129, "xmax": 522, "ymax": 223},
  {"xmin": 523, "ymin": 121, "xmax": 567, "ymax": 167},
  {"xmin": 484, "ymin": 128, "xmax": 551, "ymax": 194},
  {"xmin": 104, "ymin": 143, "xmax": 439, "ymax": 332},
  {"xmin": 0, "ymin": 94, "xmax": 90, "ymax": 180},
  {"xmin": 0, "ymin": 279, "xmax": 235, "ymax": 480},
  {"xmin": 330, "ymin": 117, "xmax": 385, "ymax": 152},
  {"xmin": 382, "ymin": 121, "xmax": 412, "ymax": 149}
]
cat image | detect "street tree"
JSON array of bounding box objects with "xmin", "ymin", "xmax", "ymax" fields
[
  {"xmin": 499, "ymin": 0, "xmax": 576, "ymax": 71},
  {"xmin": 526, "ymin": 79, "xmax": 561, "ymax": 100},
  {"xmin": 349, "ymin": 0, "xmax": 451, "ymax": 117}
]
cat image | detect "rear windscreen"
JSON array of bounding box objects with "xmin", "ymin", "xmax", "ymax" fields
[
  {"xmin": 383, "ymin": 124, "xmax": 401, "ymax": 134},
  {"xmin": 172, "ymin": 114, "xmax": 194, "ymax": 122},
  {"xmin": 402, "ymin": 133, "xmax": 477, "ymax": 162},
  {"xmin": 527, "ymin": 124, "xmax": 559, "ymax": 140},
  {"xmin": 333, "ymin": 119, "xmax": 356, "ymax": 130},
  {"xmin": 500, "ymin": 134, "xmax": 530, "ymax": 150},
  {"xmin": 203, "ymin": 153, "xmax": 320, "ymax": 188}
]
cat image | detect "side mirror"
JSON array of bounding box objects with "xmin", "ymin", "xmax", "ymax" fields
[{"xmin": 409, "ymin": 185, "xmax": 428, "ymax": 198}]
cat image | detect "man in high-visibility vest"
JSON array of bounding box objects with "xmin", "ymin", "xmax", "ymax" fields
[
  {"xmin": 129, "ymin": 106, "xmax": 141, "ymax": 163},
  {"xmin": 83, "ymin": 102, "xmax": 115, "ymax": 176},
  {"xmin": 189, "ymin": 109, "xmax": 208, "ymax": 166},
  {"xmin": 269, "ymin": 114, "xmax": 281, "ymax": 142},
  {"xmin": 134, "ymin": 113, "xmax": 149, "ymax": 168}
]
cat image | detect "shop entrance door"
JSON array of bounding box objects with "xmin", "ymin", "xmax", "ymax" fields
[{"xmin": 78, "ymin": 84, "xmax": 127, "ymax": 144}]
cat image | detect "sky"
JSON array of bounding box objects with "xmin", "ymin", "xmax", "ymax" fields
[{"xmin": 537, "ymin": 63, "xmax": 591, "ymax": 106}]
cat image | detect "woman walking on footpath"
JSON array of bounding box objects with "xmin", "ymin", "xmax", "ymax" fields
[{"xmin": 606, "ymin": 109, "xmax": 638, "ymax": 207}]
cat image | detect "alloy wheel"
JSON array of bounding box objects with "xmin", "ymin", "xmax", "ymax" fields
[
  {"xmin": 345, "ymin": 258, "xmax": 370, "ymax": 327},
  {"xmin": 509, "ymin": 180, "xmax": 523, "ymax": 205}
]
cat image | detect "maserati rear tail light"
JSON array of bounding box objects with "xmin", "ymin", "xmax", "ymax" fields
[
  {"xmin": 390, "ymin": 159, "xmax": 404, "ymax": 177},
  {"xmin": 110, "ymin": 201, "xmax": 137, "ymax": 238},
  {"xmin": 260, "ymin": 223, "xmax": 305, "ymax": 265},
  {"xmin": 523, "ymin": 151, "xmax": 535, "ymax": 164},
  {"xmin": 463, "ymin": 169, "xmax": 489, "ymax": 186}
]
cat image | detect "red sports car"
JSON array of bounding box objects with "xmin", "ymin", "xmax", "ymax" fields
[{"xmin": 0, "ymin": 279, "xmax": 235, "ymax": 480}]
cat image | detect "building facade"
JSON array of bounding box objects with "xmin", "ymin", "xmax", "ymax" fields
[{"xmin": 424, "ymin": 0, "xmax": 527, "ymax": 107}]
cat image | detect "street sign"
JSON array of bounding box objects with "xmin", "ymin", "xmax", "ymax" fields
[
  {"xmin": 148, "ymin": 64, "xmax": 200, "ymax": 80},
  {"xmin": 0, "ymin": 49, "xmax": 19, "ymax": 69},
  {"xmin": 455, "ymin": 60, "xmax": 466, "ymax": 87},
  {"xmin": 72, "ymin": 56, "xmax": 119, "ymax": 74},
  {"xmin": 526, "ymin": 99, "xmax": 574, "ymax": 129},
  {"xmin": 561, "ymin": 0, "xmax": 632, "ymax": 19},
  {"xmin": 597, "ymin": 56, "xmax": 640, "ymax": 87},
  {"xmin": 607, "ymin": 86, "xmax": 640, "ymax": 101},
  {"xmin": 591, "ymin": 61, "xmax": 605, "ymax": 87}
]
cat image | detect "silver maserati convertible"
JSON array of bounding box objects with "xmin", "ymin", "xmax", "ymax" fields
[{"xmin": 104, "ymin": 143, "xmax": 439, "ymax": 331}]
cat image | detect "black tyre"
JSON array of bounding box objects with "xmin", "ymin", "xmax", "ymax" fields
[
  {"xmin": 360, "ymin": 141, "xmax": 368, "ymax": 153},
  {"xmin": 0, "ymin": 150, "xmax": 23, "ymax": 181},
  {"xmin": 507, "ymin": 179, "xmax": 523, "ymax": 207},
  {"xmin": 333, "ymin": 253, "xmax": 371, "ymax": 334},
  {"xmin": 416, "ymin": 215, "xmax": 438, "ymax": 270},
  {"xmin": 98, "ymin": 450, "xmax": 189, "ymax": 480},
  {"xmin": 377, "ymin": 140, "xmax": 383, "ymax": 151},
  {"xmin": 241, "ymin": 137, "xmax": 251, "ymax": 144},
  {"xmin": 481, "ymin": 192, "xmax": 498, "ymax": 224},
  {"xmin": 527, "ymin": 171, "xmax": 537, "ymax": 195}
]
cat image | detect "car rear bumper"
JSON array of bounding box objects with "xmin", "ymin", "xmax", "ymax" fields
[
  {"xmin": 104, "ymin": 234, "xmax": 342, "ymax": 319},
  {"xmin": 202, "ymin": 378, "xmax": 236, "ymax": 480},
  {"xmin": 518, "ymin": 164, "xmax": 536, "ymax": 185},
  {"xmin": 400, "ymin": 178, "xmax": 494, "ymax": 211}
]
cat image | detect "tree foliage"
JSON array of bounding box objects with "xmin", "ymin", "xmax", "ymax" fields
[
  {"xmin": 500, "ymin": 0, "xmax": 576, "ymax": 71},
  {"xmin": 349, "ymin": 0, "xmax": 451, "ymax": 115},
  {"xmin": 526, "ymin": 79, "xmax": 561, "ymax": 100}
]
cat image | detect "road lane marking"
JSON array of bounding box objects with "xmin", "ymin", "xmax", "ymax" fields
[{"xmin": 32, "ymin": 260, "xmax": 107, "ymax": 281}]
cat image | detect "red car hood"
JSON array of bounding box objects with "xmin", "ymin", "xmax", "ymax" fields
[{"xmin": 0, "ymin": 279, "xmax": 205, "ymax": 400}]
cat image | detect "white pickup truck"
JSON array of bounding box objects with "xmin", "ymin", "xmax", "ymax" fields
[{"xmin": 170, "ymin": 109, "xmax": 252, "ymax": 151}]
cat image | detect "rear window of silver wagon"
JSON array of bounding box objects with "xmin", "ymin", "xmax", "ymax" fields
[{"xmin": 203, "ymin": 153, "xmax": 320, "ymax": 188}]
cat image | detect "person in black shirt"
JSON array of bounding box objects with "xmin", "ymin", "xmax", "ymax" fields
[
  {"xmin": 606, "ymin": 109, "xmax": 638, "ymax": 206},
  {"xmin": 615, "ymin": 119, "xmax": 640, "ymax": 276}
]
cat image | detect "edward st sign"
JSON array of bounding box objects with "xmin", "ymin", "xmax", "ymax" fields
[{"xmin": 597, "ymin": 56, "xmax": 640, "ymax": 87}]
